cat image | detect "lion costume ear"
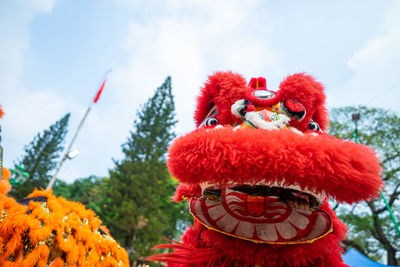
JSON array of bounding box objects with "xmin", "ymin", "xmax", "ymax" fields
[
  {"xmin": 194, "ymin": 71, "xmax": 248, "ymax": 127},
  {"xmin": 278, "ymin": 73, "xmax": 329, "ymax": 132}
]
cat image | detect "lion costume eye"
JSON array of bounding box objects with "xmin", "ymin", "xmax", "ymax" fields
[
  {"xmin": 204, "ymin": 117, "xmax": 218, "ymax": 127},
  {"xmin": 199, "ymin": 105, "xmax": 219, "ymax": 128},
  {"xmin": 308, "ymin": 121, "xmax": 321, "ymax": 132},
  {"xmin": 253, "ymin": 90, "xmax": 275, "ymax": 99}
]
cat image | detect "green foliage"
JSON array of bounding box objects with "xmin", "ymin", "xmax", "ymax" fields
[
  {"xmin": 10, "ymin": 113, "xmax": 70, "ymax": 199},
  {"xmin": 104, "ymin": 77, "xmax": 190, "ymax": 265},
  {"xmin": 329, "ymin": 106, "xmax": 400, "ymax": 265},
  {"xmin": 52, "ymin": 176, "xmax": 117, "ymax": 226},
  {"xmin": 53, "ymin": 175, "xmax": 104, "ymax": 205}
]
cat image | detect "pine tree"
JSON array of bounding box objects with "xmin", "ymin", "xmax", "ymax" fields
[
  {"xmin": 105, "ymin": 77, "xmax": 189, "ymax": 265},
  {"xmin": 10, "ymin": 113, "xmax": 70, "ymax": 199}
]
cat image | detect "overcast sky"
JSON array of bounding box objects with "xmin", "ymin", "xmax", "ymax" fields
[{"xmin": 1, "ymin": 0, "xmax": 399, "ymax": 183}]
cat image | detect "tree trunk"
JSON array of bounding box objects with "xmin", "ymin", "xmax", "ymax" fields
[
  {"xmin": 367, "ymin": 201, "xmax": 399, "ymax": 266},
  {"xmin": 124, "ymin": 233, "xmax": 135, "ymax": 266},
  {"xmin": 387, "ymin": 247, "xmax": 398, "ymax": 266}
]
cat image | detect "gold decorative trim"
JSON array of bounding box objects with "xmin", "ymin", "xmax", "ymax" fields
[
  {"xmin": 192, "ymin": 213, "xmax": 333, "ymax": 245},
  {"xmin": 0, "ymin": 210, "xmax": 7, "ymax": 222}
]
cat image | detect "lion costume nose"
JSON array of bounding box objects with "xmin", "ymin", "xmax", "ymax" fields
[{"xmin": 239, "ymin": 108, "xmax": 290, "ymax": 130}]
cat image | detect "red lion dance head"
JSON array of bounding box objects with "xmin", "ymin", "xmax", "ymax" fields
[{"xmin": 149, "ymin": 72, "xmax": 382, "ymax": 267}]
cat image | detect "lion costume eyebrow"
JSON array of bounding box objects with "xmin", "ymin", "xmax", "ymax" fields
[{"xmin": 198, "ymin": 104, "xmax": 218, "ymax": 128}]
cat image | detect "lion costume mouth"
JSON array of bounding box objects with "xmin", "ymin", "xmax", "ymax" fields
[{"xmin": 189, "ymin": 183, "xmax": 332, "ymax": 244}]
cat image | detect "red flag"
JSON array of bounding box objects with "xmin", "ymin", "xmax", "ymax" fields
[{"xmin": 93, "ymin": 78, "xmax": 107, "ymax": 103}]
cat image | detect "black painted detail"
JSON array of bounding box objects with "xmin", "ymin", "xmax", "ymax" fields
[
  {"xmin": 98, "ymin": 228, "xmax": 108, "ymax": 236},
  {"xmin": 17, "ymin": 196, "xmax": 48, "ymax": 206}
]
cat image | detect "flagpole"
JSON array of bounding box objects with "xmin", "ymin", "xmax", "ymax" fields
[
  {"xmin": 46, "ymin": 70, "xmax": 110, "ymax": 190},
  {"xmin": 46, "ymin": 106, "xmax": 92, "ymax": 190}
]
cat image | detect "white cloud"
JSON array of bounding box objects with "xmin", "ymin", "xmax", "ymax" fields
[
  {"xmin": 111, "ymin": 0, "xmax": 280, "ymax": 135},
  {"xmin": 329, "ymin": 2, "xmax": 400, "ymax": 112},
  {"xmin": 0, "ymin": 0, "xmax": 61, "ymax": 173},
  {"xmin": 0, "ymin": 0, "xmax": 55, "ymax": 88},
  {"xmin": 31, "ymin": 0, "xmax": 55, "ymax": 13},
  {"xmin": 4, "ymin": 89, "xmax": 67, "ymax": 138},
  {"xmin": 347, "ymin": 31, "xmax": 400, "ymax": 93}
]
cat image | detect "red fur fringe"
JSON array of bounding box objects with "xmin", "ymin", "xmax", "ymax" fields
[{"xmin": 168, "ymin": 127, "xmax": 382, "ymax": 204}]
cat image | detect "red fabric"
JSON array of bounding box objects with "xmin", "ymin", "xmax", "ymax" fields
[
  {"xmin": 248, "ymin": 77, "xmax": 267, "ymax": 89},
  {"xmin": 93, "ymin": 78, "xmax": 107, "ymax": 103}
]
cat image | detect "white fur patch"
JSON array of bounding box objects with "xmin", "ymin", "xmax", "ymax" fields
[{"xmin": 231, "ymin": 99, "xmax": 247, "ymax": 119}]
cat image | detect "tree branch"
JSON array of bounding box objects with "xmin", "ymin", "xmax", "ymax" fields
[
  {"xmin": 382, "ymin": 151, "xmax": 400, "ymax": 164},
  {"xmin": 369, "ymin": 228, "xmax": 385, "ymax": 244},
  {"xmin": 367, "ymin": 201, "xmax": 394, "ymax": 250},
  {"xmin": 382, "ymin": 167, "xmax": 400, "ymax": 181},
  {"xmin": 376, "ymin": 182, "xmax": 400, "ymax": 213}
]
